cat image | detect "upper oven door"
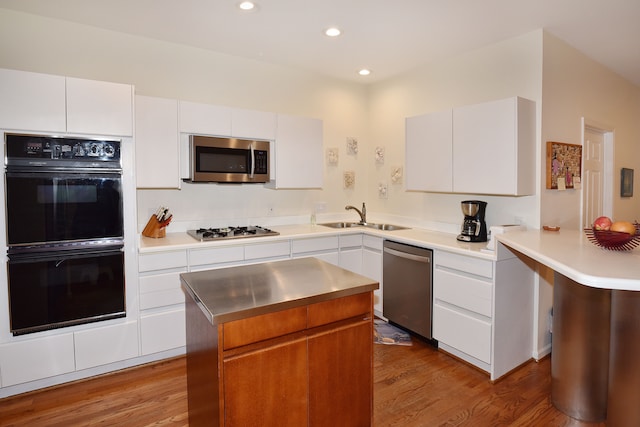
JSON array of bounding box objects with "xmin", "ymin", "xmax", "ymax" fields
[
  {"xmin": 5, "ymin": 170, "xmax": 123, "ymax": 249},
  {"xmin": 189, "ymin": 135, "xmax": 269, "ymax": 183}
]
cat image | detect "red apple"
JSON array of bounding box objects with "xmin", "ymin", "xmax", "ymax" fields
[{"xmin": 593, "ymin": 216, "xmax": 612, "ymax": 231}]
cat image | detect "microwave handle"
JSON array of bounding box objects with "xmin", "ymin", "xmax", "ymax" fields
[{"xmin": 249, "ymin": 143, "xmax": 255, "ymax": 179}]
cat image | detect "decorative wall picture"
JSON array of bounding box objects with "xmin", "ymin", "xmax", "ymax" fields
[
  {"xmin": 326, "ymin": 147, "xmax": 339, "ymax": 165},
  {"xmin": 343, "ymin": 170, "xmax": 355, "ymax": 189},
  {"xmin": 375, "ymin": 146, "xmax": 385, "ymax": 164},
  {"xmin": 346, "ymin": 137, "xmax": 358, "ymax": 155},
  {"xmin": 391, "ymin": 166, "xmax": 403, "ymax": 184},
  {"xmin": 546, "ymin": 141, "xmax": 582, "ymax": 189},
  {"xmin": 621, "ymin": 168, "xmax": 634, "ymax": 197},
  {"xmin": 378, "ymin": 182, "xmax": 388, "ymax": 199}
]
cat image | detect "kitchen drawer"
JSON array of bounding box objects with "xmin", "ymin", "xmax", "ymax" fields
[
  {"xmin": 339, "ymin": 233, "xmax": 363, "ymax": 249},
  {"xmin": 433, "ymin": 303, "xmax": 491, "ymax": 364},
  {"xmin": 189, "ymin": 245, "xmax": 244, "ymax": 267},
  {"xmin": 140, "ymin": 308, "xmax": 186, "ymax": 355},
  {"xmin": 139, "ymin": 271, "xmax": 186, "ymax": 310},
  {"xmin": 308, "ymin": 292, "xmax": 372, "ymax": 328},
  {"xmin": 0, "ymin": 334, "xmax": 75, "ymax": 386},
  {"xmin": 244, "ymin": 241, "xmax": 290, "ymax": 260},
  {"xmin": 291, "ymin": 236, "xmax": 339, "ymax": 254},
  {"xmin": 74, "ymin": 321, "xmax": 139, "ymax": 370},
  {"xmin": 138, "ymin": 250, "xmax": 187, "ymax": 272},
  {"xmin": 223, "ymin": 306, "xmax": 307, "ymax": 350},
  {"xmin": 362, "ymin": 235, "xmax": 383, "ymax": 251},
  {"xmin": 435, "ymin": 250, "xmax": 493, "ymax": 279},
  {"xmin": 434, "ymin": 269, "xmax": 492, "ymax": 317}
]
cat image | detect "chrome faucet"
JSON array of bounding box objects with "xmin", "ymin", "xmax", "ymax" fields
[{"xmin": 345, "ymin": 202, "xmax": 367, "ymax": 224}]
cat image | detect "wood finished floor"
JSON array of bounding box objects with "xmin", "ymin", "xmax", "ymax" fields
[{"xmin": 0, "ymin": 338, "xmax": 606, "ymax": 426}]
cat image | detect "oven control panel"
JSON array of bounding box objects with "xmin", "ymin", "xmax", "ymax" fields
[{"xmin": 5, "ymin": 133, "xmax": 121, "ymax": 168}]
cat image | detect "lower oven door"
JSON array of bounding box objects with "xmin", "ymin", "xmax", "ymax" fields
[{"xmin": 7, "ymin": 246, "xmax": 125, "ymax": 336}]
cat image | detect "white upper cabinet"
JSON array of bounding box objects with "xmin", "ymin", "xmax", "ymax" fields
[
  {"xmin": 267, "ymin": 114, "xmax": 323, "ymax": 189},
  {"xmin": 135, "ymin": 95, "xmax": 180, "ymax": 189},
  {"xmin": 231, "ymin": 108, "xmax": 277, "ymax": 140},
  {"xmin": 178, "ymin": 100, "xmax": 231, "ymax": 136},
  {"xmin": 0, "ymin": 68, "xmax": 66, "ymax": 132},
  {"xmin": 0, "ymin": 69, "xmax": 133, "ymax": 136},
  {"xmin": 405, "ymin": 109, "xmax": 453, "ymax": 192},
  {"xmin": 453, "ymin": 97, "xmax": 535, "ymax": 196},
  {"xmin": 66, "ymin": 77, "xmax": 133, "ymax": 136},
  {"xmin": 405, "ymin": 96, "xmax": 535, "ymax": 196}
]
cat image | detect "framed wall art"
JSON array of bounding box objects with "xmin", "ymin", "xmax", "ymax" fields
[
  {"xmin": 546, "ymin": 141, "xmax": 582, "ymax": 189},
  {"xmin": 621, "ymin": 168, "xmax": 634, "ymax": 197}
]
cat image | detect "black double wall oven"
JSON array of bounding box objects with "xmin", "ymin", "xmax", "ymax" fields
[{"xmin": 5, "ymin": 133, "xmax": 126, "ymax": 336}]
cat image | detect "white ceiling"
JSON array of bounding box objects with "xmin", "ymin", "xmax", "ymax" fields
[{"xmin": 1, "ymin": 0, "xmax": 639, "ymax": 86}]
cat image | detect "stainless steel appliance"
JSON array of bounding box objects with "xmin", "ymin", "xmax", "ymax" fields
[
  {"xmin": 382, "ymin": 240, "xmax": 434, "ymax": 340},
  {"xmin": 186, "ymin": 135, "xmax": 270, "ymax": 183},
  {"xmin": 457, "ymin": 200, "xmax": 488, "ymax": 242},
  {"xmin": 4, "ymin": 133, "xmax": 125, "ymax": 335},
  {"xmin": 187, "ymin": 225, "xmax": 279, "ymax": 242}
]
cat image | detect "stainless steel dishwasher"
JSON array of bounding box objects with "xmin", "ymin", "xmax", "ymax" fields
[{"xmin": 382, "ymin": 240, "xmax": 433, "ymax": 340}]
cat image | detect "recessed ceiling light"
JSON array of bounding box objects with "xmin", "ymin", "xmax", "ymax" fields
[
  {"xmin": 238, "ymin": 1, "xmax": 256, "ymax": 11},
  {"xmin": 358, "ymin": 69, "xmax": 371, "ymax": 76},
  {"xmin": 325, "ymin": 27, "xmax": 341, "ymax": 37}
]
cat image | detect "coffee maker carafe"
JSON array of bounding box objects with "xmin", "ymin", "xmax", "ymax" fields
[{"xmin": 457, "ymin": 200, "xmax": 487, "ymax": 242}]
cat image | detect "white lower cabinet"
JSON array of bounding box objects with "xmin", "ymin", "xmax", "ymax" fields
[
  {"xmin": 244, "ymin": 241, "xmax": 291, "ymax": 262},
  {"xmin": 138, "ymin": 250, "xmax": 189, "ymax": 356},
  {"xmin": 433, "ymin": 304, "xmax": 492, "ymax": 363},
  {"xmin": 0, "ymin": 334, "xmax": 75, "ymax": 387},
  {"xmin": 338, "ymin": 234, "xmax": 363, "ymax": 273},
  {"xmin": 74, "ymin": 322, "xmax": 139, "ymax": 371},
  {"xmin": 433, "ymin": 247, "xmax": 534, "ymax": 380},
  {"xmin": 362, "ymin": 235, "xmax": 383, "ymax": 315},
  {"xmin": 291, "ymin": 236, "xmax": 339, "ymax": 265},
  {"xmin": 140, "ymin": 308, "xmax": 186, "ymax": 356},
  {"xmin": 433, "ymin": 250, "xmax": 494, "ymax": 372}
]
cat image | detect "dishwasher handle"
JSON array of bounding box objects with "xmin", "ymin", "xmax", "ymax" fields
[{"xmin": 383, "ymin": 246, "xmax": 431, "ymax": 264}]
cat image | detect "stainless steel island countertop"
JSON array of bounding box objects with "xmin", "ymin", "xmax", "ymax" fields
[{"xmin": 180, "ymin": 257, "xmax": 379, "ymax": 325}]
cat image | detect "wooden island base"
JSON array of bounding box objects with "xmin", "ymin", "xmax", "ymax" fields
[{"xmin": 181, "ymin": 258, "xmax": 377, "ymax": 427}]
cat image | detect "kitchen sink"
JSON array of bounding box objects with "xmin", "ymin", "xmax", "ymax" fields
[
  {"xmin": 319, "ymin": 222, "xmax": 409, "ymax": 231},
  {"xmin": 319, "ymin": 222, "xmax": 362, "ymax": 228},
  {"xmin": 363, "ymin": 223, "xmax": 409, "ymax": 231}
]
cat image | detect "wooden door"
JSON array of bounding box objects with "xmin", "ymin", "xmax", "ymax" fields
[
  {"xmin": 308, "ymin": 320, "xmax": 373, "ymax": 427},
  {"xmin": 223, "ymin": 337, "xmax": 308, "ymax": 427}
]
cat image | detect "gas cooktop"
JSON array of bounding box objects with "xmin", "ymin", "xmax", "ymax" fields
[{"xmin": 187, "ymin": 226, "xmax": 279, "ymax": 242}]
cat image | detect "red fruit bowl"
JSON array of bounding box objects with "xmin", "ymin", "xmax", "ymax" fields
[{"xmin": 584, "ymin": 222, "xmax": 640, "ymax": 251}]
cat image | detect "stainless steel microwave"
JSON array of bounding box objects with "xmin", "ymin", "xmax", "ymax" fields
[{"xmin": 187, "ymin": 135, "xmax": 270, "ymax": 183}]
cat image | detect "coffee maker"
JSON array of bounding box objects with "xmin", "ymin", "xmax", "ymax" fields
[{"xmin": 457, "ymin": 200, "xmax": 488, "ymax": 242}]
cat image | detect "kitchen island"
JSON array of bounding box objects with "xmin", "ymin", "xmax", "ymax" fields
[
  {"xmin": 496, "ymin": 229, "xmax": 640, "ymax": 425},
  {"xmin": 180, "ymin": 257, "xmax": 378, "ymax": 427}
]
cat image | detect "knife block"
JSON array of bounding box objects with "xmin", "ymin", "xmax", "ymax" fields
[{"xmin": 142, "ymin": 215, "xmax": 166, "ymax": 238}]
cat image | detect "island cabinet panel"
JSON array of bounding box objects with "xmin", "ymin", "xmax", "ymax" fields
[
  {"xmin": 185, "ymin": 289, "xmax": 374, "ymax": 426},
  {"xmin": 307, "ymin": 292, "xmax": 371, "ymax": 328},
  {"xmin": 223, "ymin": 337, "xmax": 309, "ymax": 427},
  {"xmin": 308, "ymin": 320, "xmax": 372, "ymax": 427},
  {"xmin": 222, "ymin": 306, "xmax": 307, "ymax": 350}
]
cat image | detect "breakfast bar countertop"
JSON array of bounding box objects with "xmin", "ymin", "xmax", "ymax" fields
[{"xmin": 496, "ymin": 229, "xmax": 640, "ymax": 291}]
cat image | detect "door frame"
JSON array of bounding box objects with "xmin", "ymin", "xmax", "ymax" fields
[{"xmin": 581, "ymin": 117, "xmax": 614, "ymax": 228}]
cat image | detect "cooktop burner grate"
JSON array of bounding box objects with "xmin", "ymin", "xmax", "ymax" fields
[{"xmin": 187, "ymin": 226, "xmax": 279, "ymax": 241}]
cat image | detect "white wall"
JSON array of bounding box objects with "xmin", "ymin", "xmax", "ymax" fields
[
  {"xmin": 541, "ymin": 32, "xmax": 640, "ymax": 229},
  {"xmin": 366, "ymin": 31, "xmax": 543, "ymax": 231}
]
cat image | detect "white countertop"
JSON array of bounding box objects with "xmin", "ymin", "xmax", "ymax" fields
[
  {"xmin": 139, "ymin": 223, "xmax": 495, "ymax": 260},
  {"xmin": 496, "ymin": 229, "xmax": 640, "ymax": 291}
]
